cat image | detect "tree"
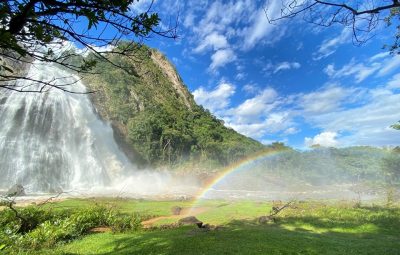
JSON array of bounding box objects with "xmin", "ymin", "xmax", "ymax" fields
[
  {"xmin": 0, "ymin": 0, "xmax": 177, "ymax": 93},
  {"xmin": 267, "ymin": 0, "xmax": 400, "ymax": 53},
  {"xmin": 382, "ymin": 151, "xmax": 400, "ymax": 184},
  {"xmin": 391, "ymin": 121, "xmax": 400, "ymax": 130}
]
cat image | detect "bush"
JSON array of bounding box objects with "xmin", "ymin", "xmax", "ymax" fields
[{"xmin": 0, "ymin": 204, "xmax": 143, "ymax": 251}]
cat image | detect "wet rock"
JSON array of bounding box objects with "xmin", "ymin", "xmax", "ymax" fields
[
  {"xmin": 171, "ymin": 206, "xmax": 182, "ymax": 215},
  {"xmin": 7, "ymin": 184, "xmax": 25, "ymax": 197},
  {"xmin": 178, "ymin": 216, "xmax": 203, "ymax": 228}
]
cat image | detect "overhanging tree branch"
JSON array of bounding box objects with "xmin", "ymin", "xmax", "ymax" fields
[
  {"xmin": 0, "ymin": 0, "xmax": 178, "ymax": 93},
  {"xmin": 266, "ymin": 0, "xmax": 400, "ymax": 52}
]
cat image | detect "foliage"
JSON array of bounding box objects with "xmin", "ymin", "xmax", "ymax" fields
[
  {"xmin": 84, "ymin": 45, "xmax": 265, "ymax": 169},
  {"xmin": 381, "ymin": 150, "xmax": 400, "ymax": 184},
  {"xmin": 384, "ymin": 7, "xmax": 400, "ymax": 53},
  {"xmin": 391, "ymin": 121, "xmax": 400, "ymax": 130},
  {"xmin": 23, "ymin": 199, "xmax": 400, "ymax": 255},
  {"xmin": 0, "ymin": 204, "xmax": 143, "ymax": 252},
  {"xmin": 0, "ymin": 0, "xmax": 176, "ymax": 92},
  {"xmin": 246, "ymin": 146, "xmax": 397, "ymax": 186}
]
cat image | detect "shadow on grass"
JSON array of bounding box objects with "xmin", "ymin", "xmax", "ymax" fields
[{"xmin": 60, "ymin": 207, "xmax": 400, "ymax": 255}]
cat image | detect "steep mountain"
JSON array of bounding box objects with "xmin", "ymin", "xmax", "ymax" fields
[{"xmin": 81, "ymin": 45, "xmax": 264, "ymax": 171}]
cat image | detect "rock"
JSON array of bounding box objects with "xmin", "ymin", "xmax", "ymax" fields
[
  {"xmin": 171, "ymin": 206, "xmax": 182, "ymax": 215},
  {"xmin": 258, "ymin": 216, "xmax": 275, "ymax": 224},
  {"xmin": 178, "ymin": 216, "xmax": 203, "ymax": 228},
  {"xmin": 7, "ymin": 184, "xmax": 25, "ymax": 196}
]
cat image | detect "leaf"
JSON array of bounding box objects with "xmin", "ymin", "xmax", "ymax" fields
[{"xmin": 0, "ymin": 244, "xmax": 6, "ymax": 250}]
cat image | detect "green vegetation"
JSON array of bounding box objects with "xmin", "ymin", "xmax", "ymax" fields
[
  {"xmin": 246, "ymin": 146, "xmax": 400, "ymax": 186},
  {"xmin": 0, "ymin": 0, "xmax": 169, "ymax": 93},
  {"xmin": 0, "ymin": 202, "xmax": 144, "ymax": 252},
  {"xmin": 82, "ymin": 45, "xmax": 264, "ymax": 170},
  {"xmin": 391, "ymin": 121, "xmax": 400, "ymax": 130},
  {"xmin": 2, "ymin": 198, "xmax": 399, "ymax": 254}
]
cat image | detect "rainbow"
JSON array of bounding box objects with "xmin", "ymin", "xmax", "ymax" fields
[{"xmin": 186, "ymin": 149, "xmax": 290, "ymax": 214}]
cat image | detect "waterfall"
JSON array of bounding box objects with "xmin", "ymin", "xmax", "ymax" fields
[{"xmin": 0, "ymin": 62, "xmax": 132, "ymax": 193}]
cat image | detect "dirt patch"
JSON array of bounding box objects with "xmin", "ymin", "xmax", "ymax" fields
[
  {"xmin": 89, "ymin": 227, "xmax": 112, "ymax": 233},
  {"xmin": 141, "ymin": 207, "xmax": 210, "ymax": 228}
]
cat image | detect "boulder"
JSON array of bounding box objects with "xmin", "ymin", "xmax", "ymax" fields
[
  {"xmin": 171, "ymin": 206, "xmax": 182, "ymax": 215},
  {"xmin": 178, "ymin": 216, "xmax": 203, "ymax": 228},
  {"xmin": 7, "ymin": 184, "xmax": 25, "ymax": 196},
  {"xmin": 258, "ymin": 215, "xmax": 275, "ymax": 224}
]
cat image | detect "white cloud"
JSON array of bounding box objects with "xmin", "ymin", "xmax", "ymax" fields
[
  {"xmin": 183, "ymin": 12, "xmax": 195, "ymax": 28},
  {"xmin": 233, "ymin": 88, "xmax": 278, "ymax": 122},
  {"xmin": 284, "ymin": 127, "xmax": 299, "ymax": 135},
  {"xmin": 192, "ymin": 81, "xmax": 235, "ymax": 112},
  {"xmin": 242, "ymin": 83, "xmax": 258, "ymax": 94},
  {"xmin": 377, "ymin": 54, "xmax": 400, "ymax": 76},
  {"xmin": 242, "ymin": 1, "xmax": 282, "ymax": 50},
  {"xmin": 130, "ymin": 0, "xmax": 153, "ymax": 14},
  {"xmin": 305, "ymin": 132, "xmax": 339, "ymax": 147},
  {"xmin": 192, "ymin": 74, "xmax": 400, "ymax": 147},
  {"xmin": 182, "ymin": 1, "xmax": 288, "ymax": 70},
  {"xmin": 324, "ymin": 64, "xmax": 335, "ymax": 76},
  {"xmin": 387, "ymin": 73, "xmax": 400, "ymax": 89},
  {"xmin": 299, "ymin": 85, "xmax": 356, "ymax": 114},
  {"xmin": 226, "ymin": 111, "xmax": 291, "ymax": 139},
  {"xmin": 369, "ymin": 52, "xmax": 390, "ymax": 62},
  {"xmin": 297, "ymin": 79, "xmax": 400, "ymax": 146},
  {"xmin": 324, "ymin": 54, "xmax": 400, "ymax": 83},
  {"xmin": 235, "ymin": 72, "xmax": 246, "ymax": 80},
  {"xmin": 209, "ymin": 49, "xmax": 237, "ymax": 71},
  {"xmin": 194, "ymin": 32, "xmax": 229, "ymax": 53},
  {"xmin": 323, "ymin": 60, "xmax": 380, "ymax": 83},
  {"xmin": 313, "ymin": 28, "xmax": 352, "ymax": 60},
  {"xmin": 273, "ymin": 62, "xmax": 301, "ymax": 73}
]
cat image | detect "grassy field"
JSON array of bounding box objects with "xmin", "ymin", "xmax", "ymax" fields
[{"xmin": 5, "ymin": 198, "xmax": 400, "ymax": 255}]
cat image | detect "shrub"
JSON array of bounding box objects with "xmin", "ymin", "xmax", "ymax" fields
[{"xmin": 0, "ymin": 204, "xmax": 143, "ymax": 251}]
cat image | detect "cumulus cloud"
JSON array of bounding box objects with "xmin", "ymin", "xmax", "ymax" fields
[
  {"xmin": 305, "ymin": 132, "xmax": 339, "ymax": 147},
  {"xmin": 232, "ymin": 88, "xmax": 278, "ymax": 122},
  {"xmin": 194, "ymin": 32, "xmax": 229, "ymax": 53},
  {"xmin": 226, "ymin": 112, "xmax": 292, "ymax": 139},
  {"xmin": 193, "ymin": 76, "xmax": 400, "ymax": 147},
  {"xmin": 181, "ymin": 0, "xmax": 288, "ymax": 71},
  {"xmin": 209, "ymin": 49, "xmax": 237, "ymax": 71},
  {"xmin": 192, "ymin": 81, "xmax": 235, "ymax": 112}
]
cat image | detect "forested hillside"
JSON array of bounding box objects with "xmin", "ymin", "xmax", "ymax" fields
[
  {"xmin": 81, "ymin": 45, "xmax": 264, "ymax": 170},
  {"xmin": 249, "ymin": 146, "xmax": 400, "ymax": 186}
]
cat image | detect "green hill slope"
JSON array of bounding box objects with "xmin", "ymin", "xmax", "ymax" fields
[{"xmin": 81, "ymin": 45, "xmax": 264, "ymax": 171}]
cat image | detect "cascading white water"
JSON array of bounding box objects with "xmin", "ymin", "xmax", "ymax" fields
[{"xmin": 0, "ymin": 62, "xmax": 133, "ymax": 193}]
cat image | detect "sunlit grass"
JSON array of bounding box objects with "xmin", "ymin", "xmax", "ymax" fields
[{"xmin": 21, "ymin": 198, "xmax": 400, "ymax": 254}]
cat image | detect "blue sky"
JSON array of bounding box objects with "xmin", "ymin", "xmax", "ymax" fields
[{"xmin": 131, "ymin": 0, "xmax": 400, "ymax": 149}]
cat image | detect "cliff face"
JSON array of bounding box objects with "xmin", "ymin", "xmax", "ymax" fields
[{"xmin": 83, "ymin": 45, "xmax": 264, "ymax": 171}]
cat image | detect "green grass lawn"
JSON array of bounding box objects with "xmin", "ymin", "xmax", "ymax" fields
[{"xmin": 9, "ymin": 198, "xmax": 400, "ymax": 254}]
